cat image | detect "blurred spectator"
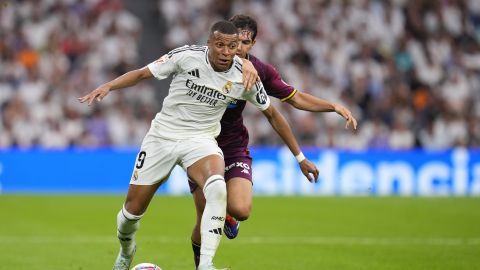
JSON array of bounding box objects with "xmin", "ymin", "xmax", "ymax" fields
[
  {"xmin": 0, "ymin": 0, "xmax": 153, "ymax": 148},
  {"xmin": 160, "ymin": 0, "xmax": 480, "ymax": 150}
]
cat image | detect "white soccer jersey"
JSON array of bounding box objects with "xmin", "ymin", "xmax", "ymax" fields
[{"xmin": 147, "ymin": 45, "xmax": 270, "ymax": 140}]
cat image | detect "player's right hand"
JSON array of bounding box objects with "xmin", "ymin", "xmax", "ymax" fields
[
  {"xmin": 241, "ymin": 58, "xmax": 260, "ymax": 91},
  {"xmin": 333, "ymin": 103, "xmax": 358, "ymax": 130},
  {"xmin": 78, "ymin": 85, "xmax": 110, "ymax": 105},
  {"xmin": 299, "ymin": 159, "xmax": 319, "ymax": 183}
]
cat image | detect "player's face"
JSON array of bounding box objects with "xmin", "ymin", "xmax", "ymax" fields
[
  {"xmin": 236, "ymin": 29, "xmax": 256, "ymax": 58},
  {"xmin": 207, "ymin": 31, "xmax": 239, "ymax": 72}
]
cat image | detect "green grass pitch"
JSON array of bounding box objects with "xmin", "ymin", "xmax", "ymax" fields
[{"xmin": 1, "ymin": 195, "xmax": 479, "ymax": 270}]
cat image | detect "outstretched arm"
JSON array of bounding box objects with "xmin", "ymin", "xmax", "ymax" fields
[
  {"xmin": 78, "ymin": 67, "xmax": 153, "ymax": 105},
  {"xmin": 261, "ymin": 104, "xmax": 319, "ymax": 182},
  {"xmin": 286, "ymin": 91, "xmax": 358, "ymax": 130}
]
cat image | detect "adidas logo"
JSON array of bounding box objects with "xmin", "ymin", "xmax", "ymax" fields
[
  {"xmin": 118, "ymin": 237, "xmax": 132, "ymax": 241},
  {"xmin": 188, "ymin": 69, "xmax": 200, "ymax": 78},
  {"xmin": 209, "ymin": 228, "xmax": 222, "ymax": 235}
]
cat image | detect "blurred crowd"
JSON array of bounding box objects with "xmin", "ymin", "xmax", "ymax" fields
[
  {"xmin": 1, "ymin": 0, "xmax": 480, "ymax": 150},
  {"xmin": 0, "ymin": 0, "xmax": 156, "ymax": 148},
  {"xmin": 163, "ymin": 0, "xmax": 480, "ymax": 150}
]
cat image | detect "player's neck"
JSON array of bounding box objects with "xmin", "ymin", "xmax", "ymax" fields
[{"xmin": 211, "ymin": 65, "xmax": 232, "ymax": 72}]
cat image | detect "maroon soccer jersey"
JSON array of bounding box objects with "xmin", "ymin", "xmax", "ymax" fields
[{"xmin": 216, "ymin": 54, "xmax": 296, "ymax": 158}]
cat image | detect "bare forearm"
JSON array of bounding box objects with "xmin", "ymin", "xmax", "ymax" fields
[
  {"xmin": 265, "ymin": 109, "xmax": 301, "ymax": 156},
  {"xmin": 287, "ymin": 92, "xmax": 335, "ymax": 112},
  {"xmin": 78, "ymin": 67, "xmax": 153, "ymax": 105},
  {"xmin": 104, "ymin": 69, "xmax": 149, "ymax": 91},
  {"xmin": 286, "ymin": 91, "xmax": 358, "ymax": 130}
]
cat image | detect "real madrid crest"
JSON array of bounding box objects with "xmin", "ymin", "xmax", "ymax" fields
[{"xmin": 223, "ymin": 81, "xmax": 233, "ymax": 94}]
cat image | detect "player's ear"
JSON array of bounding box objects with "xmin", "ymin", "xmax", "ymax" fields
[{"xmin": 251, "ymin": 39, "xmax": 256, "ymax": 46}]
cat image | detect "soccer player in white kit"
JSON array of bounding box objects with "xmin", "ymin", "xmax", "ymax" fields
[{"xmin": 79, "ymin": 21, "xmax": 318, "ymax": 270}]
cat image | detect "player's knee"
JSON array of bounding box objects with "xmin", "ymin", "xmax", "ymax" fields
[
  {"xmin": 203, "ymin": 175, "xmax": 227, "ymax": 202},
  {"xmin": 119, "ymin": 204, "xmax": 144, "ymax": 221},
  {"xmin": 123, "ymin": 201, "xmax": 147, "ymax": 216},
  {"xmin": 228, "ymin": 204, "xmax": 251, "ymax": 221}
]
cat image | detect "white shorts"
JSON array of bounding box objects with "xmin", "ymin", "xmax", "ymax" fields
[{"xmin": 129, "ymin": 132, "xmax": 223, "ymax": 185}]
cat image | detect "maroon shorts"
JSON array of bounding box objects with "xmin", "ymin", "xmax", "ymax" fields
[{"xmin": 188, "ymin": 155, "xmax": 253, "ymax": 193}]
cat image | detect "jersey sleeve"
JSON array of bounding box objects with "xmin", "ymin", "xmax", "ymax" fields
[
  {"xmin": 147, "ymin": 46, "xmax": 187, "ymax": 80},
  {"xmin": 262, "ymin": 63, "xmax": 297, "ymax": 101},
  {"xmin": 243, "ymin": 80, "xmax": 271, "ymax": 111}
]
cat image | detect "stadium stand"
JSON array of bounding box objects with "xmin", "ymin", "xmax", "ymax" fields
[{"xmin": 1, "ymin": 0, "xmax": 479, "ymax": 150}]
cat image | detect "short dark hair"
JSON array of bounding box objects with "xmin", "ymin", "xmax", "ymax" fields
[
  {"xmin": 229, "ymin": 14, "xmax": 258, "ymax": 41},
  {"xmin": 209, "ymin": 21, "xmax": 238, "ymax": 36}
]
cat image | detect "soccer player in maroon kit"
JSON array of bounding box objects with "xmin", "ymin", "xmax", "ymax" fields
[{"xmin": 189, "ymin": 15, "xmax": 358, "ymax": 268}]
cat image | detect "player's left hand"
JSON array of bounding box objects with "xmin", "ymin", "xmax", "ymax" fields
[
  {"xmin": 241, "ymin": 59, "xmax": 260, "ymax": 91},
  {"xmin": 78, "ymin": 84, "xmax": 111, "ymax": 106},
  {"xmin": 299, "ymin": 159, "xmax": 319, "ymax": 183},
  {"xmin": 333, "ymin": 103, "xmax": 358, "ymax": 130}
]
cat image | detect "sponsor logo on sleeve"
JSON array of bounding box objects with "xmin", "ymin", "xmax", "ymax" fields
[
  {"xmin": 256, "ymin": 88, "xmax": 268, "ymax": 105},
  {"xmin": 154, "ymin": 54, "xmax": 169, "ymax": 64}
]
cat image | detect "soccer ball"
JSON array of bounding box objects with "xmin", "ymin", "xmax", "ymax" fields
[{"xmin": 130, "ymin": 263, "xmax": 162, "ymax": 270}]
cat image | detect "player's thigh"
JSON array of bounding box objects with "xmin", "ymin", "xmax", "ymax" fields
[
  {"xmin": 224, "ymin": 156, "xmax": 253, "ymax": 210},
  {"xmin": 124, "ymin": 181, "xmax": 163, "ymax": 215},
  {"xmin": 226, "ymin": 177, "xmax": 253, "ymax": 218},
  {"xmin": 187, "ymin": 154, "xmax": 225, "ymax": 189},
  {"xmin": 224, "ymin": 155, "xmax": 253, "ymax": 184},
  {"xmin": 181, "ymin": 138, "xmax": 225, "ymax": 188},
  {"xmin": 125, "ymin": 135, "xmax": 178, "ymax": 214},
  {"xmin": 130, "ymin": 134, "xmax": 177, "ymax": 186}
]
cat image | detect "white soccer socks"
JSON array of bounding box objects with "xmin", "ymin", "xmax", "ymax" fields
[
  {"xmin": 199, "ymin": 175, "xmax": 227, "ymax": 267},
  {"xmin": 116, "ymin": 205, "xmax": 143, "ymax": 256}
]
